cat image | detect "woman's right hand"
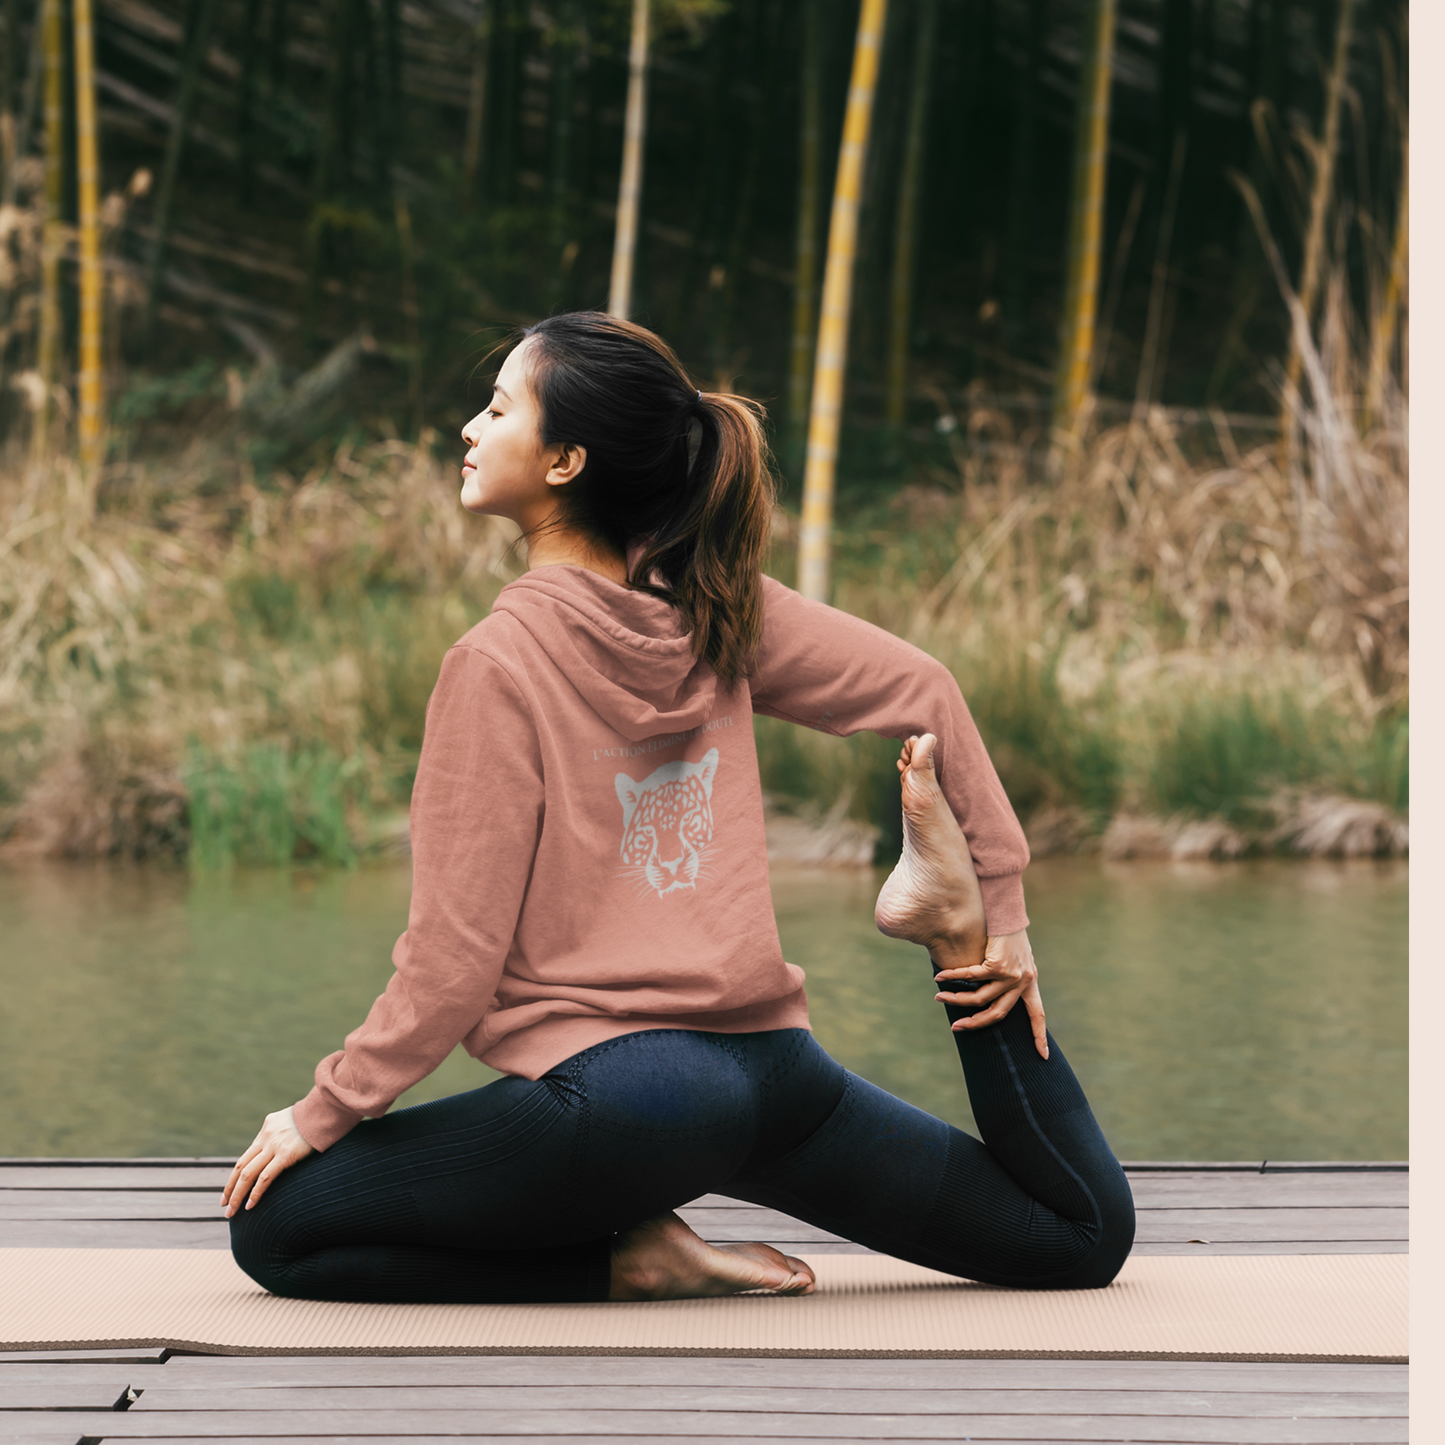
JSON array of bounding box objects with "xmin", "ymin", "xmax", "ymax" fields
[{"xmin": 222, "ymin": 1106, "xmax": 314, "ymax": 1217}]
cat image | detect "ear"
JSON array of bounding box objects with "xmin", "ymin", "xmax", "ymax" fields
[
  {"xmin": 615, "ymin": 772, "xmax": 641, "ymax": 829},
  {"xmin": 696, "ymin": 748, "xmax": 719, "ymax": 799},
  {"xmin": 544, "ymin": 442, "xmax": 588, "ymax": 489}
]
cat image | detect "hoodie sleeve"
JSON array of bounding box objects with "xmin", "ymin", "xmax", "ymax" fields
[
  {"xmin": 750, "ymin": 575, "xmax": 1029, "ymax": 935},
  {"xmin": 292, "ymin": 645, "xmax": 542, "ymax": 1151}
]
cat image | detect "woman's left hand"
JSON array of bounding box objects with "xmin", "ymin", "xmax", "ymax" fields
[
  {"xmin": 934, "ymin": 929, "xmax": 1049, "ymax": 1060},
  {"xmin": 222, "ymin": 1107, "xmax": 314, "ymax": 1217}
]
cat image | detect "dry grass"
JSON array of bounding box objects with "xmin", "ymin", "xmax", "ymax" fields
[
  {"xmin": 0, "ymin": 164, "xmax": 1406, "ymax": 864},
  {"xmin": 0, "ymin": 437, "xmax": 518, "ymax": 858},
  {"xmin": 763, "ymin": 265, "xmax": 1407, "ymax": 859}
]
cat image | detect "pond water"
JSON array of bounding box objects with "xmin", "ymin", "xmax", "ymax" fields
[{"xmin": 0, "ymin": 856, "xmax": 1406, "ymax": 1162}]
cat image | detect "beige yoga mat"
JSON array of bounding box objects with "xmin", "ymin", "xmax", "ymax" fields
[{"xmin": 0, "ymin": 1249, "xmax": 1406, "ymax": 1362}]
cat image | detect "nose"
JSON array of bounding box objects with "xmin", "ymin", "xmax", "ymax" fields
[{"xmin": 461, "ymin": 415, "xmax": 482, "ymax": 447}]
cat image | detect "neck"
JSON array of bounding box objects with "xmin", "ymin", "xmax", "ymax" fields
[{"xmin": 524, "ymin": 524, "xmax": 629, "ymax": 586}]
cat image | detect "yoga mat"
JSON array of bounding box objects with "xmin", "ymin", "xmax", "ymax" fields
[{"xmin": 0, "ymin": 1250, "xmax": 1405, "ymax": 1362}]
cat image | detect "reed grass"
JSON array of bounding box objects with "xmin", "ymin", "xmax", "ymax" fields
[{"xmin": 0, "ymin": 196, "xmax": 1406, "ymax": 864}]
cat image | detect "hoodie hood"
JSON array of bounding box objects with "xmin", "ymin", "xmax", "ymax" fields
[{"xmin": 491, "ymin": 566, "xmax": 720, "ymax": 742}]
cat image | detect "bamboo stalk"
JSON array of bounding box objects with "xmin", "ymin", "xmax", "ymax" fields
[
  {"xmin": 1363, "ymin": 136, "xmax": 1406, "ymax": 432},
  {"xmin": 1052, "ymin": 0, "xmax": 1117, "ymax": 439},
  {"xmin": 141, "ymin": 0, "xmax": 219, "ymax": 349},
  {"xmin": 73, "ymin": 0, "xmax": 102, "ymax": 476},
  {"xmin": 797, "ymin": 0, "xmax": 888, "ymax": 604},
  {"xmin": 462, "ymin": 0, "xmax": 491, "ymax": 195},
  {"xmin": 607, "ymin": 0, "xmax": 650, "ymax": 320},
  {"xmin": 1133, "ymin": 129, "xmax": 1186, "ymax": 416},
  {"xmin": 32, "ymin": 0, "xmax": 64, "ymax": 466},
  {"xmin": 788, "ymin": 0, "xmax": 822, "ymax": 454},
  {"xmin": 1281, "ymin": 0, "xmax": 1356, "ymax": 416},
  {"xmin": 885, "ymin": 0, "xmax": 937, "ymax": 431}
]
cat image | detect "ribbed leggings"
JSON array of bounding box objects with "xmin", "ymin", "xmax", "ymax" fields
[{"xmin": 230, "ymin": 976, "xmax": 1135, "ymax": 1303}]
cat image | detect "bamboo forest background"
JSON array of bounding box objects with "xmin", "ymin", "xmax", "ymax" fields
[{"xmin": 0, "ymin": 0, "xmax": 1409, "ymax": 866}]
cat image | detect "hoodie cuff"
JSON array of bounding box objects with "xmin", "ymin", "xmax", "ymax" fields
[
  {"xmin": 292, "ymin": 1087, "xmax": 365, "ymax": 1153},
  {"xmin": 979, "ymin": 872, "xmax": 1029, "ymax": 938}
]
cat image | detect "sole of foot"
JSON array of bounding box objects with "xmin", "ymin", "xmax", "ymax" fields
[
  {"xmin": 874, "ymin": 733, "xmax": 987, "ymax": 959},
  {"xmin": 609, "ymin": 1212, "xmax": 816, "ymax": 1301}
]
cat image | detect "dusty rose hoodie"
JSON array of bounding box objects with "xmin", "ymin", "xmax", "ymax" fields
[{"xmin": 292, "ymin": 568, "xmax": 1030, "ymax": 1150}]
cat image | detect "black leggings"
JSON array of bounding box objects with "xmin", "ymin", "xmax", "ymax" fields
[{"xmin": 231, "ymin": 982, "xmax": 1135, "ymax": 1302}]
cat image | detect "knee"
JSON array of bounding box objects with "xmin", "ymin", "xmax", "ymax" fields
[
  {"xmin": 228, "ymin": 1197, "xmax": 303, "ymax": 1297},
  {"xmin": 1070, "ymin": 1172, "xmax": 1137, "ymax": 1289}
]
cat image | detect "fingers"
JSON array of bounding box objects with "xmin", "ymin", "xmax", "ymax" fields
[
  {"xmin": 221, "ymin": 1139, "xmax": 264, "ymax": 1210},
  {"xmin": 949, "ymin": 983, "xmax": 1024, "ymax": 1032},
  {"xmin": 1024, "ymin": 981, "xmax": 1050, "ymax": 1060},
  {"xmin": 241, "ymin": 1147, "xmax": 290, "ymax": 1212},
  {"xmin": 935, "ymin": 978, "xmax": 1011, "ymax": 1008},
  {"xmin": 223, "ymin": 1141, "xmax": 275, "ymax": 1217}
]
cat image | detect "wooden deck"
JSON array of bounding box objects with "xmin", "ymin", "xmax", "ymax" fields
[{"xmin": 0, "ymin": 1160, "xmax": 1407, "ymax": 1444}]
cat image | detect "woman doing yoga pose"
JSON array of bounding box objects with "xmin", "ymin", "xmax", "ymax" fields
[{"xmin": 223, "ymin": 313, "xmax": 1134, "ymax": 1301}]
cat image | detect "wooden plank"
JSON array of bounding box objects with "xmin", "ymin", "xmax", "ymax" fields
[
  {"xmin": 0, "ymin": 1379, "xmax": 137, "ymax": 1408},
  {"xmin": 0, "ymin": 1159, "xmax": 234, "ymax": 1167},
  {"xmin": 0, "ymin": 1367, "xmax": 159, "ymax": 1391},
  {"xmin": 54, "ymin": 1439, "xmax": 1401, "ymax": 1445},
  {"xmin": 1133, "ymin": 1208, "xmax": 1407, "ymax": 1242},
  {"xmin": 0, "ymin": 1169, "xmax": 230, "ymax": 1191},
  {"xmin": 0, "ymin": 1220, "xmax": 231, "ymax": 1249},
  {"xmin": 1129, "ymin": 1239, "xmax": 1409, "ymax": 1255},
  {"xmin": 151, "ymin": 1356, "xmax": 1408, "ymax": 1392},
  {"xmin": 123, "ymin": 1383, "xmax": 1407, "ymax": 1417},
  {"xmin": 1120, "ymin": 1163, "xmax": 1407, "ymax": 1172},
  {"xmin": 0, "ymin": 1432, "xmax": 97, "ymax": 1445},
  {"xmin": 18, "ymin": 1407, "xmax": 1410, "ymax": 1440},
  {"xmin": 85, "ymin": 1439, "xmax": 1399, "ymax": 1445},
  {"xmin": 0, "ymin": 1190, "xmax": 222, "ymax": 1219},
  {"xmin": 1127, "ymin": 1177, "xmax": 1408, "ymax": 1208},
  {"xmin": 0, "ymin": 1349, "xmax": 170, "ymax": 1364}
]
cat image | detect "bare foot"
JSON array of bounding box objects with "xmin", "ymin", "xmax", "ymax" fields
[
  {"xmin": 874, "ymin": 733, "xmax": 987, "ymax": 965},
  {"xmin": 609, "ymin": 1213, "xmax": 816, "ymax": 1301}
]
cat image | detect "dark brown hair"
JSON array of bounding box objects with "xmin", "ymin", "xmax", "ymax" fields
[{"xmin": 514, "ymin": 312, "xmax": 776, "ymax": 688}]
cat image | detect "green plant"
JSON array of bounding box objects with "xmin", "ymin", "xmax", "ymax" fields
[{"xmin": 182, "ymin": 741, "xmax": 366, "ymax": 869}]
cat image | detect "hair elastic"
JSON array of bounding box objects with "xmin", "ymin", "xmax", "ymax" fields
[{"xmin": 697, "ymin": 390, "xmax": 703, "ymax": 402}]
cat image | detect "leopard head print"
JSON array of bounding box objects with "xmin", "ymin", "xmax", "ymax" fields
[{"xmin": 614, "ymin": 748, "xmax": 719, "ymax": 897}]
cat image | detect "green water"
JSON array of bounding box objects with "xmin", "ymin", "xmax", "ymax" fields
[{"xmin": 0, "ymin": 857, "xmax": 1406, "ymax": 1161}]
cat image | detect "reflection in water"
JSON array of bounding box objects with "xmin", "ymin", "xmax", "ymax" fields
[{"xmin": 0, "ymin": 856, "xmax": 1405, "ymax": 1161}]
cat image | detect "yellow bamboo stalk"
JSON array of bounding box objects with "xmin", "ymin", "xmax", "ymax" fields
[
  {"xmin": 1282, "ymin": 0, "xmax": 1356, "ymax": 417},
  {"xmin": 31, "ymin": 0, "xmax": 63, "ymax": 466},
  {"xmin": 788, "ymin": 0, "xmax": 822, "ymax": 447},
  {"xmin": 886, "ymin": 0, "xmax": 938, "ymax": 431},
  {"xmin": 1363, "ymin": 138, "xmax": 1407, "ymax": 432},
  {"xmin": 1052, "ymin": 0, "xmax": 1117, "ymax": 438},
  {"xmin": 798, "ymin": 0, "xmax": 888, "ymax": 604},
  {"xmin": 607, "ymin": 0, "xmax": 649, "ymax": 319},
  {"xmin": 74, "ymin": 0, "xmax": 103, "ymax": 476}
]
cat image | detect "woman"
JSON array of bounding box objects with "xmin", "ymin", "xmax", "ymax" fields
[{"xmin": 224, "ymin": 313, "xmax": 1134, "ymax": 1302}]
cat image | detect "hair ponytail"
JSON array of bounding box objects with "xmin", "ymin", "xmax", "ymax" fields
[{"xmin": 515, "ymin": 313, "xmax": 776, "ymax": 688}]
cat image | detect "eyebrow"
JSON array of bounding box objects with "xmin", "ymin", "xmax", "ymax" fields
[{"xmin": 493, "ymin": 384, "xmax": 511, "ymax": 401}]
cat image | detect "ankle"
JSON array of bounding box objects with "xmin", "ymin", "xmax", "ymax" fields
[{"xmin": 927, "ymin": 913, "xmax": 988, "ymax": 971}]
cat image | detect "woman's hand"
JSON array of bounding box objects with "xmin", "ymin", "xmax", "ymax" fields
[
  {"xmin": 222, "ymin": 1107, "xmax": 314, "ymax": 1217},
  {"xmin": 934, "ymin": 929, "xmax": 1049, "ymax": 1060}
]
